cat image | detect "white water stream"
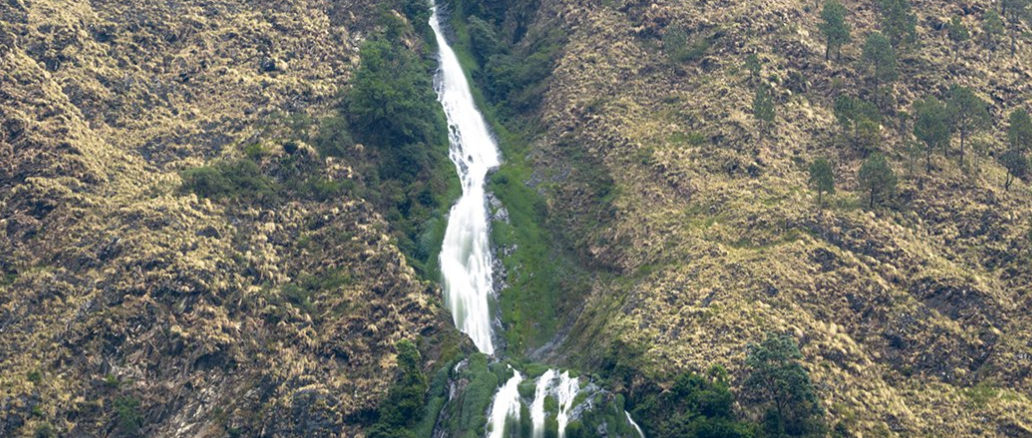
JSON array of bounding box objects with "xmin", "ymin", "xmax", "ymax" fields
[
  {"xmin": 487, "ymin": 369, "xmax": 524, "ymax": 438},
  {"xmin": 428, "ymin": 4, "xmax": 644, "ymax": 437},
  {"xmin": 530, "ymin": 369, "xmax": 555, "ymax": 438},
  {"xmin": 430, "ymin": 3, "xmax": 501, "ymax": 356},
  {"xmin": 626, "ymin": 411, "xmax": 646, "ymax": 438},
  {"xmin": 554, "ymin": 372, "xmax": 579, "ymax": 438}
]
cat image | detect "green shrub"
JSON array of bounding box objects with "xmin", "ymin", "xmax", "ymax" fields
[
  {"xmin": 633, "ymin": 364, "xmax": 755, "ymax": 438},
  {"xmin": 180, "ymin": 159, "xmax": 278, "ymax": 202},
  {"xmin": 665, "ymin": 25, "xmax": 717, "ymax": 64},
  {"xmin": 114, "ymin": 396, "xmax": 144, "ymax": 437},
  {"xmin": 0, "ymin": 271, "xmax": 15, "ymax": 286},
  {"xmin": 280, "ymin": 284, "xmax": 315, "ymax": 315},
  {"xmin": 313, "ymin": 116, "xmax": 355, "ymax": 158},
  {"xmin": 478, "ymin": 25, "xmax": 565, "ymax": 115},
  {"xmin": 344, "ymin": 34, "xmax": 455, "ymax": 276},
  {"xmin": 367, "ymin": 340, "xmax": 429, "ymax": 438},
  {"xmin": 303, "ymin": 177, "xmax": 352, "ymax": 202},
  {"xmin": 348, "ymin": 40, "xmax": 443, "ymax": 146},
  {"xmin": 104, "ymin": 374, "xmax": 120, "ymax": 389},
  {"xmin": 34, "ymin": 423, "xmax": 56, "ymax": 438}
]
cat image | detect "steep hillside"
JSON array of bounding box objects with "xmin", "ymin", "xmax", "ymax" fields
[
  {"xmin": 465, "ymin": 0, "xmax": 1032, "ymax": 436},
  {"xmin": 0, "ymin": 0, "xmax": 459, "ymax": 436}
]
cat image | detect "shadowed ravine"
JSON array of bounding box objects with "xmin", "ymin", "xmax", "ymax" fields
[{"xmin": 428, "ymin": 3, "xmax": 644, "ymax": 437}]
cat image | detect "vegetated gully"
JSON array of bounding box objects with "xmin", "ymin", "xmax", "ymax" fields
[{"xmin": 428, "ymin": 3, "xmax": 645, "ymax": 437}]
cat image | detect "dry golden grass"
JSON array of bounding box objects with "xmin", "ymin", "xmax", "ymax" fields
[{"xmin": 537, "ymin": 0, "xmax": 1032, "ymax": 436}]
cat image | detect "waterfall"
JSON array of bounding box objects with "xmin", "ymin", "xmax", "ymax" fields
[
  {"xmin": 430, "ymin": 2, "xmax": 501, "ymax": 355},
  {"xmin": 529, "ymin": 371, "xmax": 580, "ymax": 438},
  {"xmin": 530, "ymin": 370, "xmax": 556, "ymax": 438},
  {"xmin": 426, "ymin": 4, "xmax": 642, "ymax": 438},
  {"xmin": 487, "ymin": 370, "xmax": 524, "ymax": 438},
  {"xmin": 625, "ymin": 411, "xmax": 646, "ymax": 438},
  {"xmin": 554, "ymin": 372, "xmax": 579, "ymax": 438}
]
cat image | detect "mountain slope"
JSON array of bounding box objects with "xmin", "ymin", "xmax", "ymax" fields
[
  {"xmin": 0, "ymin": 1, "xmax": 454, "ymax": 436},
  {"xmin": 488, "ymin": 0, "xmax": 1032, "ymax": 436}
]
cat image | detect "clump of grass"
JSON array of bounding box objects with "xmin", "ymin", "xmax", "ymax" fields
[{"xmin": 965, "ymin": 381, "xmax": 999, "ymax": 407}]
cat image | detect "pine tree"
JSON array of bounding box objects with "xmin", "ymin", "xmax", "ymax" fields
[
  {"xmin": 1000, "ymin": 148, "xmax": 1029, "ymax": 190},
  {"xmin": 858, "ymin": 153, "xmax": 897, "ymax": 208},
  {"xmin": 1007, "ymin": 109, "xmax": 1032, "ymax": 152},
  {"xmin": 754, "ymin": 82, "xmax": 776, "ymax": 140},
  {"xmin": 1002, "ymin": 0, "xmax": 1031, "ymax": 57},
  {"xmin": 862, "ymin": 33, "xmax": 898, "ymax": 107},
  {"xmin": 946, "ymin": 85, "xmax": 991, "ymax": 163},
  {"xmin": 913, "ymin": 96, "xmax": 951, "ymax": 172},
  {"xmin": 947, "ymin": 16, "xmax": 970, "ymax": 60},
  {"xmin": 745, "ymin": 53, "xmax": 763, "ymax": 81},
  {"xmin": 983, "ymin": 11, "xmax": 1005, "ymax": 62},
  {"xmin": 745, "ymin": 333, "xmax": 826, "ymax": 438},
  {"xmin": 808, "ymin": 158, "xmax": 836, "ymax": 207},
  {"xmin": 877, "ymin": 0, "xmax": 917, "ymax": 46},
  {"xmin": 819, "ymin": 1, "xmax": 851, "ymax": 61}
]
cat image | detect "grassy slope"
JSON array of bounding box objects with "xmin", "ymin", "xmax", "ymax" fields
[
  {"xmin": 510, "ymin": 0, "xmax": 1032, "ymax": 436},
  {"xmin": 0, "ymin": 1, "xmax": 460, "ymax": 436}
]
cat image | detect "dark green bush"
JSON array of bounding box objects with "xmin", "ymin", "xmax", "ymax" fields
[
  {"xmin": 467, "ymin": 16, "xmax": 506, "ymax": 66},
  {"xmin": 34, "ymin": 423, "xmax": 56, "ymax": 438},
  {"xmin": 280, "ymin": 284, "xmax": 315, "ymax": 315},
  {"xmin": 473, "ymin": 22, "xmax": 565, "ymax": 116},
  {"xmin": 313, "ymin": 116, "xmax": 355, "ymax": 158},
  {"xmin": 633, "ymin": 365, "xmax": 755, "ymax": 438},
  {"xmin": 348, "ymin": 40, "xmax": 444, "ymax": 147},
  {"xmin": 344, "ymin": 34, "xmax": 454, "ymax": 275},
  {"xmin": 114, "ymin": 396, "xmax": 144, "ymax": 438},
  {"xmin": 665, "ymin": 25, "xmax": 717, "ymax": 64},
  {"xmin": 367, "ymin": 340, "xmax": 429, "ymax": 438},
  {"xmin": 180, "ymin": 159, "xmax": 278, "ymax": 202}
]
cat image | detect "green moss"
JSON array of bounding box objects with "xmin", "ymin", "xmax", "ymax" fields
[{"xmin": 431, "ymin": 354, "xmax": 501, "ymax": 437}]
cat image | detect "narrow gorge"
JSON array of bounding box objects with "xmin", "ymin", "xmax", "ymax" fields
[{"xmin": 429, "ymin": 2, "xmax": 643, "ymax": 437}]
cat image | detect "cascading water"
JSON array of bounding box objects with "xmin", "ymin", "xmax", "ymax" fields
[
  {"xmin": 427, "ymin": 3, "xmax": 647, "ymax": 436},
  {"xmin": 530, "ymin": 370, "xmax": 556, "ymax": 438},
  {"xmin": 554, "ymin": 372, "xmax": 579, "ymax": 438},
  {"xmin": 430, "ymin": 2, "xmax": 501, "ymax": 356},
  {"xmin": 487, "ymin": 369, "xmax": 524, "ymax": 438},
  {"xmin": 626, "ymin": 411, "xmax": 646, "ymax": 438}
]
